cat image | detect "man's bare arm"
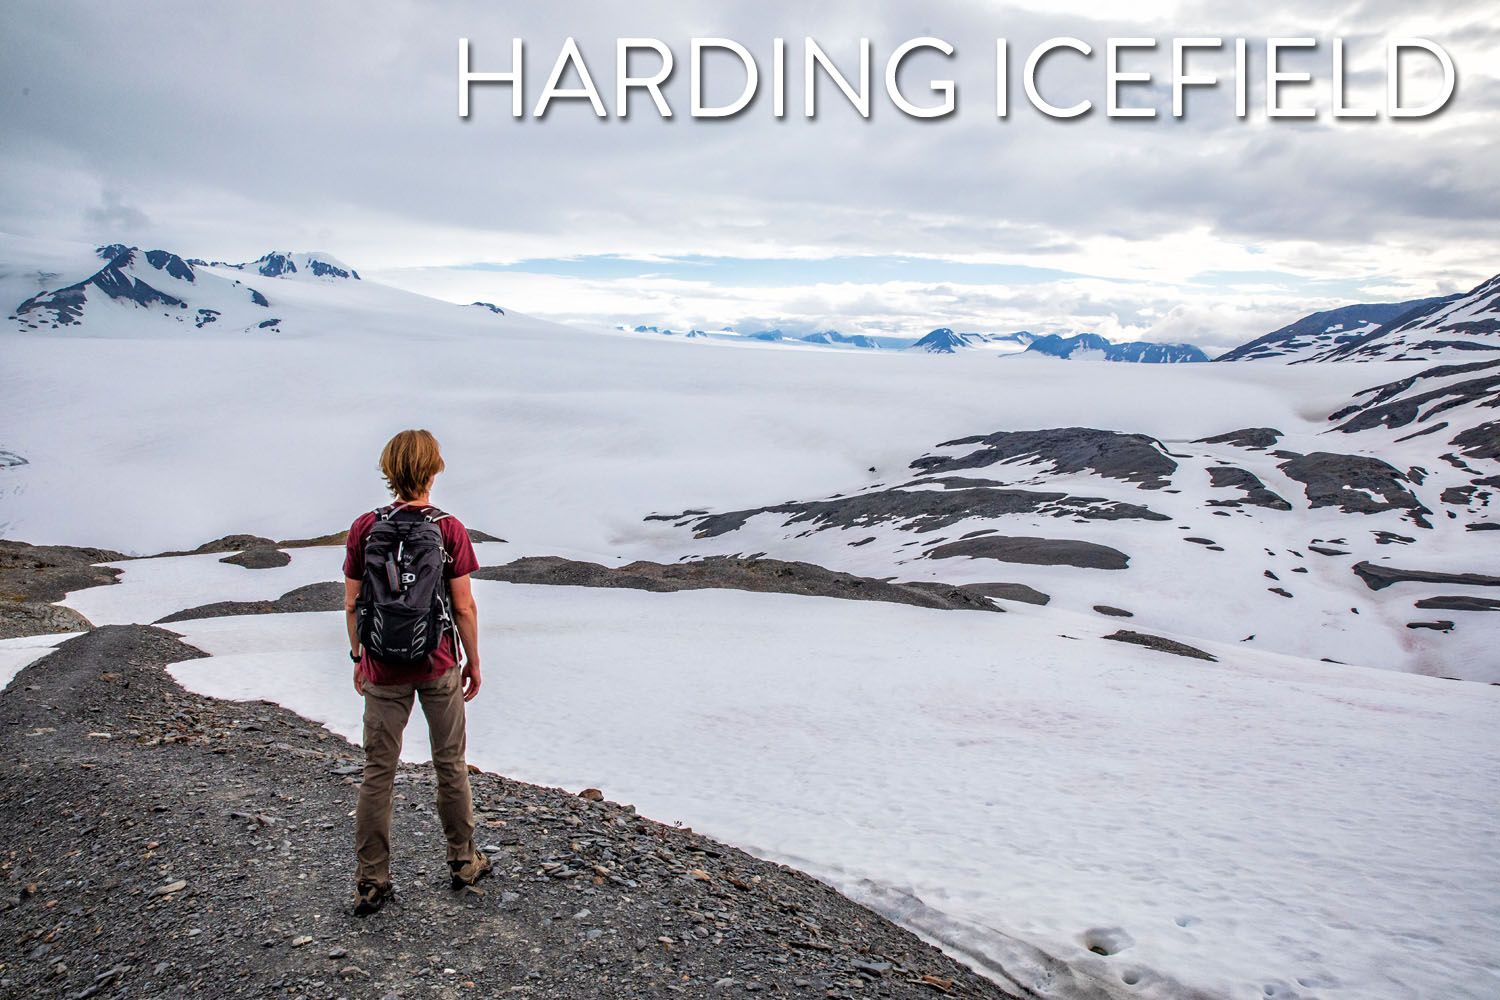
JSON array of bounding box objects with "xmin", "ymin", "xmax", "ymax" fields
[
  {"xmin": 345, "ymin": 578, "xmax": 363, "ymax": 694},
  {"xmin": 450, "ymin": 574, "xmax": 481, "ymax": 701}
]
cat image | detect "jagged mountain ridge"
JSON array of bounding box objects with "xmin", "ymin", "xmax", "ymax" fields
[
  {"xmin": 1217, "ymin": 271, "xmax": 1499, "ymax": 364},
  {"xmin": 1306, "ymin": 274, "xmax": 1500, "ymax": 363},
  {"xmin": 10, "ymin": 244, "xmax": 279, "ymax": 333}
]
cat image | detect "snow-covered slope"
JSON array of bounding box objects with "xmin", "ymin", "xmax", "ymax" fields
[
  {"xmin": 1217, "ymin": 273, "xmax": 1499, "ymax": 365},
  {"xmin": 1307, "ymin": 273, "xmax": 1500, "ymax": 363},
  {"xmin": 2, "ymin": 235, "xmax": 506, "ymax": 339},
  {"xmin": 8, "ymin": 242, "xmax": 283, "ymax": 335},
  {"xmin": 1215, "ymin": 297, "xmax": 1452, "ymax": 362}
]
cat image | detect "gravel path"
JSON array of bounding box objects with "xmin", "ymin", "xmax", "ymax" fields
[{"xmin": 0, "ymin": 626, "xmax": 1022, "ymax": 1000}]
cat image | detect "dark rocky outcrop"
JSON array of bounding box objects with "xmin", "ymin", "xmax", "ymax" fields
[
  {"xmin": 1093, "ymin": 605, "xmax": 1133, "ymax": 618},
  {"xmin": 1205, "ymin": 466, "xmax": 1292, "ymax": 510},
  {"xmin": 1329, "ymin": 359, "xmax": 1500, "ymax": 433},
  {"xmin": 925, "ymin": 536, "xmax": 1129, "ymax": 570},
  {"xmin": 967, "ymin": 582, "xmax": 1051, "ymax": 606},
  {"xmin": 911, "ymin": 428, "xmax": 1178, "ymax": 489},
  {"xmin": 0, "ymin": 540, "xmax": 124, "ymax": 638},
  {"xmin": 219, "ymin": 547, "xmax": 292, "ymax": 569},
  {"xmin": 1195, "ymin": 428, "xmax": 1283, "ymax": 450},
  {"xmin": 1102, "ymin": 630, "xmax": 1216, "ymax": 661},
  {"xmin": 474, "ymin": 556, "xmax": 1003, "ymax": 613},
  {"xmin": 679, "ymin": 485, "xmax": 1168, "ymax": 541},
  {"xmin": 1352, "ymin": 561, "xmax": 1500, "ymax": 591},
  {"xmin": 157, "ymin": 582, "xmax": 344, "ymax": 623},
  {"xmin": 1452, "ymin": 420, "xmax": 1500, "ymax": 462},
  {"xmin": 1413, "ymin": 595, "xmax": 1500, "ymax": 612},
  {"xmin": 1277, "ymin": 452, "xmax": 1431, "ymax": 526}
]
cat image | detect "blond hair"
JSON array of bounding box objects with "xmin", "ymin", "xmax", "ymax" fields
[{"xmin": 379, "ymin": 429, "xmax": 445, "ymax": 501}]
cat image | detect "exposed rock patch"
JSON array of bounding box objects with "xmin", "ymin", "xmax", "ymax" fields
[
  {"xmin": 1352, "ymin": 561, "xmax": 1500, "ymax": 591},
  {"xmin": 676, "ymin": 485, "xmax": 1168, "ymax": 541},
  {"xmin": 157, "ymin": 582, "xmax": 345, "ymax": 624},
  {"xmin": 1205, "ymin": 466, "xmax": 1292, "ymax": 511},
  {"xmin": 1277, "ymin": 452, "xmax": 1431, "ymax": 526},
  {"xmin": 0, "ymin": 540, "xmax": 125, "ymax": 638},
  {"xmin": 1329, "ymin": 359, "xmax": 1500, "ymax": 434},
  {"xmin": 219, "ymin": 547, "xmax": 292, "ymax": 569},
  {"xmin": 1102, "ymin": 630, "xmax": 1216, "ymax": 662},
  {"xmin": 474, "ymin": 556, "xmax": 1003, "ymax": 613},
  {"xmin": 1194, "ymin": 428, "xmax": 1283, "ymax": 451},
  {"xmin": 1452, "ymin": 420, "xmax": 1500, "ymax": 462},
  {"xmin": 967, "ymin": 583, "xmax": 1051, "ymax": 606},
  {"xmin": 1414, "ymin": 595, "xmax": 1500, "ymax": 612},
  {"xmin": 925, "ymin": 536, "xmax": 1130, "ymax": 571},
  {"xmin": 910, "ymin": 427, "xmax": 1178, "ymax": 489}
]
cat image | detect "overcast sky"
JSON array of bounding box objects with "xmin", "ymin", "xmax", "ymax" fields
[{"xmin": 2, "ymin": 0, "xmax": 1497, "ymax": 353}]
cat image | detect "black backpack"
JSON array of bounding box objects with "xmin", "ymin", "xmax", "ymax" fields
[{"xmin": 355, "ymin": 504, "xmax": 456, "ymax": 667}]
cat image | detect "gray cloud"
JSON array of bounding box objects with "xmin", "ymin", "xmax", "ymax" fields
[{"xmin": 0, "ymin": 0, "xmax": 1496, "ymax": 343}]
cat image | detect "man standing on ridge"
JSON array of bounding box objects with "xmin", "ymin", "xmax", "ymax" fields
[{"xmin": 343, "ymin": 428, "xmax": 488, "ymax": 916}]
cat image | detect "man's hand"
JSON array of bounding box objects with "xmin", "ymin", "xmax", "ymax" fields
[
  {"xmin": 462, "ymin": 660, "xmax": 482, "ymax": 702},
  {"xmin": 352, "ymin": 664, "xmax": 365, "ymax": 695}
]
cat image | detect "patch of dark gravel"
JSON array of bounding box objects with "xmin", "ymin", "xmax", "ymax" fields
[
  {"xmin": 1451, "ymin": 420, "xmax": 1500, "ymax": 462},
  {"xmin": 925, "ymin": 536, "xmax": 1129, "ymax": 571},
  {"xmin": 1194, "ymin": 428, "xmax": 1283, "ymax": 451},
  {"xmin": 157, "ymin": 582, "xmax": 345, "ymax": 624},
  {"xmin": 1092, "ymin": 606, "xmax": 1133, "ymax": 618},
  {"xmin": 910, "ymin": 428, "xmax": 1178, "ymax": 490},
  {"xmin": 1277, "ymin": 452, "xmax": 1432, "ymax": 526},
  {"xmin": 0, "ymin": 540, "xmax": 125, "ymax": 639},
  {"xmin": 1205, "ymin": 467, "xmax": 1292, "ymax": 511},
  {"xmin": 474, "ymin": 556, "xmax": 1003, "ymax": 614},
  {"xmin": 966, "ymin": 583, "xmax": 1051, "ymax": 606},
  {"xmin": 153, "ymin": 534, "xmax": 280, "ymax": 557},
  {"xmin": 0, "ymin": 627, "xmax": 1021, "ymax": 1000},
  {"xmin": 1352, "ymin": 561, "xmax": 1500, "ymax": 592},
  {"xmin": 675, "ymin": 485, "xmax": 1168, "ymax": 541},
  {"xmin": 1102, "ymin": 630, "xmax": 1217, "ymax": 662},
  {"xmin": 220, "ymin": 547, "xmax": 292, "ymax": 569},
  {"xmin": 1414, "ymin": 595, "xmax": 1500, "ymax": 612}
]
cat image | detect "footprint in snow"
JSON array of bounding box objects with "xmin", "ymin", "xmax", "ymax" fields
[{"xmin": 1081, "ymin": 926, "xmax": 1135, "ymax": 956}]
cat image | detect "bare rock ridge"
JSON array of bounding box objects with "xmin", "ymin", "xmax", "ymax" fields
[
  {"xmin": 0, "ymin": 540, "xmax": 124, "ymax": 639},
  {"xmin": 475, "ymin": 556, "xmax": 1006, "ymax": 613},
  {"xmin": 157, "ymin": 582, "xmax": 345, "ymax": 624},
  {"xmin": 0, "ymin": 626, "xmax": 1019, "ymax": 999},
  {"xmin": 911, "ymin": 428, "xmax": 1178, "ymax": 489}
]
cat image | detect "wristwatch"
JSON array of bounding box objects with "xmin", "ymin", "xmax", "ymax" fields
[{"xmin": 349, "ymin": 649, "xmax": 361, "ymax": 663}]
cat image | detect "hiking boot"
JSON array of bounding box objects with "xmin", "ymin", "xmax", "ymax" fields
[
  {"xmin": 449, "ymin": 851, "xmax": 492, "ymax": 890},
  {"xmin": 353, "ymin": 880, "xmax": 393, "ymax": 917}
]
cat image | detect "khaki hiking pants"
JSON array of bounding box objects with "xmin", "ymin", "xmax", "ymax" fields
[{"xmin": 355, "ymin": 666, "xmax": 476, "ymax": 887}]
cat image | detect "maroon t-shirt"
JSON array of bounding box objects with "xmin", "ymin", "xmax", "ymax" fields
[{"xmin": 344, "ymin": 505, "xmax": 480, "ymax": 685}]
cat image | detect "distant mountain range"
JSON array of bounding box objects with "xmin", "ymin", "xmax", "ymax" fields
[
  {"xmin": 629, "ymin": 323, "xmax": 1210, "ymax": 363},
  {"xmin": 9, "ymin": 240, "xmax": 1494, "ymax": 372},
  {"xmin": 3, "ymin": 242, "xmax": 508, "ymax": 336}
]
